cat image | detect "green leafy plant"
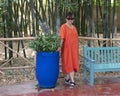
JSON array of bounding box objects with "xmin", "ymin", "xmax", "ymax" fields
[{"xmin": 29, "ymin": 34, "xmax": 60, "ymax": 52}]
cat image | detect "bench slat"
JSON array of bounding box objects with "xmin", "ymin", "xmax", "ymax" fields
[{"xmin": 94, "ymin": 64, "xmax": 120, "ymax": 72}]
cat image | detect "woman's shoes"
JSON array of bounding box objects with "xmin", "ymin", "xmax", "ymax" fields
[
  {"xmin": 69, "ymin": 82, "xmax": 76, "ymax": 88},
  {"xmin": 64, "ymin": 78, "xmax": 71, "ymax": 84},
  {"xmin": 64, "ymin": 79, "xmax": 76, "ymax": 88}
]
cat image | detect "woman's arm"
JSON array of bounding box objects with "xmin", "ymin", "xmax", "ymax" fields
[{"xmin": 57, "ymin": 39, "xmax": 63, "ymax": 51}]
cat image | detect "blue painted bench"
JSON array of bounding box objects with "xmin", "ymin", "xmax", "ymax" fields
[{"xmin": 83, "ymin": 45, "xmax": 120, "ymax": 86}]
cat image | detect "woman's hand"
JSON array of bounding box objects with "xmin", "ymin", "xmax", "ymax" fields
[{"xmin": 57, "ymin": 47, "xmax": 61, "ymax": 52}]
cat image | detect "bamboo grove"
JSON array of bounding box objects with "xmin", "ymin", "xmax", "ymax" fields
[{"xmin": 0, "ymin": 0, "xmax": 120, "ymax": 60}]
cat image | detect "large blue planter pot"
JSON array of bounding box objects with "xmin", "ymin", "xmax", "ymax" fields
[{"xmin": 36, "ymin": 51, "xmax": 59, "ymax": 88}]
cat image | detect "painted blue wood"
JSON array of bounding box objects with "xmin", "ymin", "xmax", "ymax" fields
[{"xmin": 83, "ymin": 45, "xmax": 120, "ymax": 86}]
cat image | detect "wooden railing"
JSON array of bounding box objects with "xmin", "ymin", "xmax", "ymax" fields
[{"xmin": 0, "ymin": 36, "xmax": 120, "ymax": 85}]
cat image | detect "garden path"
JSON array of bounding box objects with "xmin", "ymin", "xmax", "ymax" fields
[{"xmin": 1, "ymin": 76, "xmax": 120, "ymax": 96}]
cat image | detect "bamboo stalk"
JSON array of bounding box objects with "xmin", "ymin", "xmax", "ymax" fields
[
  {"xmin": 0, "ymin": 37, "xmax": 36, "ymax": 41},
  {"xmin": 0, "ymin": 36, "xmax": 120, "ymax": 41},
  {"xmin": 0, "ymin": 66, "xmax": 35, "ymax": 70},
  {"xmin": 1, "ymin": 57, "xmax": 14, "ymax": 67},
  {"xmin": 79, "ymin": 37, "xmax": 110, "ymax": 41},
  {"xmin": 0, "ymin": 37, "xmax": 120, "ymax": 41}
]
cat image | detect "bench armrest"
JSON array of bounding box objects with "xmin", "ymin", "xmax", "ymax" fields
[
  {"xmin": 83, "ymin": 56, "xmax": 95, "ymax": 62},
  {"xmin": 83, "ymin": 56, "xmax": 95, "ymax": 68}
]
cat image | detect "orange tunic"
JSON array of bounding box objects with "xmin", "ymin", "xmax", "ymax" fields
[{"xmin": 60, "ymin": 24, "xmax": 79, "ymax": 74}]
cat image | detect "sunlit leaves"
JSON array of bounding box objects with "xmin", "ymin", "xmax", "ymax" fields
[{"xmin": 29, "ymin": 34, "xmax": 60, "ymax": 52}]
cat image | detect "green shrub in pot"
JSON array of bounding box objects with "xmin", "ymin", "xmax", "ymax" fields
[{"xmin": 29, "ymin": 33, "xmax": 60, "ymax": 52}]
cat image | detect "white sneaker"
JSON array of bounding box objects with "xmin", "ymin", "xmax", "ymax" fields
[{"xmin": 69, "ymin": 82, "xmax": 76, "ymax": 88}]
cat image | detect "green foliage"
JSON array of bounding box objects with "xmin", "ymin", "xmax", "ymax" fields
[
  {"xmin": 28, "ymin": 34, "xmax": 60, "ymax": 52},
  {"xmin": 0, "ymin": 0, "xmax": 7, "ymax": 16}
]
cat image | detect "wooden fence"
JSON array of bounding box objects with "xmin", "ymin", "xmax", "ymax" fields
[{"xmin": 0, "ymin": 36, "xmax": 120, "ymax": 85}]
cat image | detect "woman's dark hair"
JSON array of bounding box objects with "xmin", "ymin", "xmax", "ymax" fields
[{"xmin": 66, "ymin": 12, "xmax": 74, "ymax": 18}]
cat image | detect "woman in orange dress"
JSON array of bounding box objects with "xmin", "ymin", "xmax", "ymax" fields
[{"xmin": 59, "ymin": 12, "xmax": 79, "ymax": 88}]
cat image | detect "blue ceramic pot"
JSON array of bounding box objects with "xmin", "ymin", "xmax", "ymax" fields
[{"xmin": 36, "ymin": 51, "xmax": 59, "ymax": 88}]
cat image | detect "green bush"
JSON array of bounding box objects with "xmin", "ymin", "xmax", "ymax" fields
[{"xmin": 29, "ymin": 34, "xmax": 60, "ymax": 52}]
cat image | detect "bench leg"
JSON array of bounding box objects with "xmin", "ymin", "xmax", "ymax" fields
[
  {"xmin": 83, "ymin": 65, "xmax": 87, "ymax": 80},
  {"xmin": 90, "ymin": 69, "xmax": 94, "ymax": 86}
]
